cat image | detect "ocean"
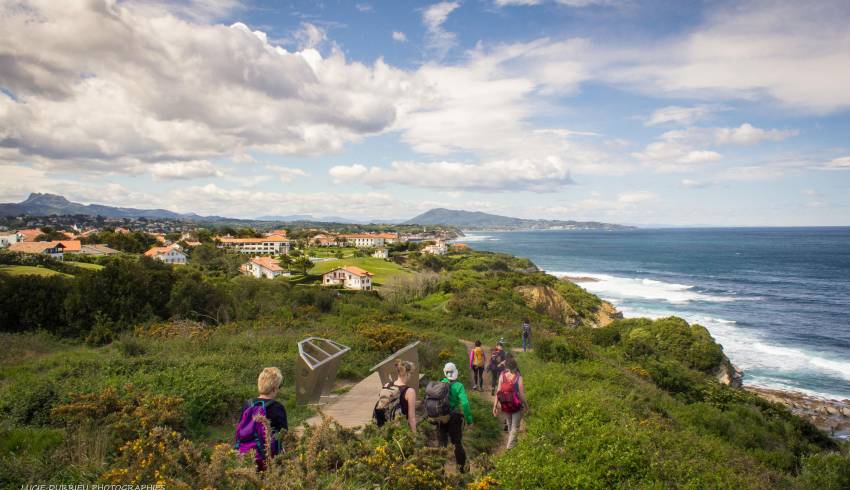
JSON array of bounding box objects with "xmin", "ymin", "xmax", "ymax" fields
[{"xmin": 456, "ymin": 227, "xmax": 850, "ymax": 401}]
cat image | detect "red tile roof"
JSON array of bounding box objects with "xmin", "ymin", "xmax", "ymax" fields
[
  {"xmin": 144, "ymin": 246, "xmax": 178, "ymax": 257},
  {"xmin": 16, "ymin": 229, "xmax": 42, "ymax": 242},
  {"xmin": 9, "ymin": 241, "xmax": 65, "ymax": 254},
  {"xmin": 250, "ymin": 256, "xmax": 284, "ymax": 272},
  {"xmin": 342, "ymin": 266, "xmax": 373, "ymax": 277}
]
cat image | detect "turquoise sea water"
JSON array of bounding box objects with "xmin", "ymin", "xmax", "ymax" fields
[{"xmin": 457, "ymin": 227, "xmax": 850, "ymax": 401}]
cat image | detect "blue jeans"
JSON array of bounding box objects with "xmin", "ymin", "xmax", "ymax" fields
[{"xmin": 522, "ymin": 335, "xmax": 530, "ymax": 352}]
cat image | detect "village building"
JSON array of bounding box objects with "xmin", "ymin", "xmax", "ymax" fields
[
  {"xmin": 144, "ymin": 245, "xmax": 187, "ymax": 265},
  {"xmin": 54, "ymin": 240, "xmax": 82, "ymax": 253},
  {"xmin": 311, "ymin": 234, "xmax": 339, "ymax": 246},
  {"xmin": 265, "ymin": 229, "xmax": 288, "ymax": 237},
  {"xmin": 216, "ymin": 235, "xmax": 290, "ymax": 255},
  {"xmin": 0, "ymin": 232, "xmax": 24, "ymax": 248},
  {"xmin": 16, "ymin": 229, "xmax": 43, "ymax": 242},
  {"xmin": 374, "ymin": 232, "xmax": 399, "ymax": 244},
  {"xmin": 8, "ymin": 241, "xmax": 66, "ymax": 260},
  {"xmin": 241, "ymin": 256, "xmax": 290, "ymax": 279},
  {"xmin": 372, "ymin": 247, "xmax": 389, "ymax": 259},
  {"xmin": 340, "ymin": 234, "xmax": 386, "ymax": 248},
  {"xmin": 422, "ymin": 239, "xmax": 448, "ymax": 255},
  {"xmin": 322, "ymin": 266, "xmax": 373, "ymax": 290}
]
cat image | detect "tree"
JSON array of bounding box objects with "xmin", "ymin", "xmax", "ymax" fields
[
  {"xmin": 278, "ymin": 254, "xmax": 293, "ymax": 270},
  {"xmin": 34, "ymin": 226, "xmax": 69, "ymax": 241},
  {"xmin": 293, "ymin": 256, "xmax": 313, "ymax": 275}
]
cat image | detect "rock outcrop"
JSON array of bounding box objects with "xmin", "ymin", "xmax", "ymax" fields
[
  {"xmin": 746, "ymin": 386, "xmax": 850, "ymax": 439},
  {"xmin": 514, "ymin": 285, "xmax": 579, "ymax": 325},
  {"xmin": 593, "ymin": 301, "xmax": 623, "ymax": 328},
  {"xmin": 714, "ymin": 358, "xmax": 744, "ymax": 388}
]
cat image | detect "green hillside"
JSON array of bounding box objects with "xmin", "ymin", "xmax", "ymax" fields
[
  {"xmin": 0, "ymin": 249, "xmax": 847, "ymax": 489},
  {"xmin": 0, "ymin": 265, "xmax": 71, "ymax": 277}
]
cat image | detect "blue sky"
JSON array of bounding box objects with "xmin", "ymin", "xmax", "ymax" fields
[{"xmin": 1, "ymin": 0, "xmax": 849, "ymax": 225}]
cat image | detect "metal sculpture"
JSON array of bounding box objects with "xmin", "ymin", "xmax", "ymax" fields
[
  {"xmin": 295, "ymin": 337, "xmax": 351, "ymax": 405},
  {"xmin": 370, "ymin": 341, "xmax": 421, "ymax": 387}
]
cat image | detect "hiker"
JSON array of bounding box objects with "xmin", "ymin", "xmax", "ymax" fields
[
  {"xmin": 488, "ymin": 340, "xmax": 507, "ymax": 396},
  {"xmin": 373, "ymin": 359, "xmax": 417, "ymax": 432},
  {"xmin": 492, "ymin": 357, "xmax": 528, "ymax": 449},
  {"xmin": 236, "ymin": 367, "xmax": 288, "ymax": 470},
  {"xmin": 426, "ymin": 362, "xmax": 473, "ymax": 473},
  {"xmin": 469, "ymin": 340, "xmax": 487, "ymax": 391},
  {"xmin": 522, "ymin": 318, "xmax": 532, "ymax": 352}
]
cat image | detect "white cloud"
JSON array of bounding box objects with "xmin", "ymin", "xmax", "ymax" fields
[
  {"xmin": 606, "ymin": 1, "xmax": 850, "ymax": 114},
  {"xmin": 422, "ymin": 2, "xmax": 460, "ymax": 59},
  {"xmin": 821, "ymin": 156, "xmax": 850, "ymax": 170},
  {"xmin": 355, "ymin": 3, "xmax": 373, "ymax": 12},
  {"xmin": 617, "ymin": 191, "xmax": 656, "ymax": 204},
  {"xmin": 264, "ymin": 165, "xmax": 309, "ymax": 183},
  {"xmin": 645, "ymin": 105, "xmax": 719, "ymax": 126},
  {"xmin": 495, "ymin": 0, "xmax": 618, "ymax": 6},
  {"xmin": 633, "ymin": 123, "xmax": 796, "ymax": 171},
  {"xmin": 0, "ymin": 1, "xmax": 406, "ymax": 171},
  {"xmin": 150, "ymin": 160, "xmax": 223, "ymax": 181},
  {"xmin": 330, "ymin": 156, "xmax": 574, "ymax": 191},
  {"xmin": 292, "ymin": 22, "xmax": 327, "ymax": 49},
  {"xmin": 392, "ymin": 31, "xmax": 408, "ymax": 43}
]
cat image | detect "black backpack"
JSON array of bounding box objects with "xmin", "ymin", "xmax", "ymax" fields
[{"xmin": 424, "ymin": 380, "xmax": 454, "ymax": 423}]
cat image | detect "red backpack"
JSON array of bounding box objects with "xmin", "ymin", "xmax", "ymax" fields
[{"xmin": 497, "ymin": 372, "xmax": 522, "ymax": 413}]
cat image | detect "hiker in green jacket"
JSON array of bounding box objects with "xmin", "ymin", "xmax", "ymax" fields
[{"xmin": 438, "ymin": 362, "xmax": 473, "ymax": 472}]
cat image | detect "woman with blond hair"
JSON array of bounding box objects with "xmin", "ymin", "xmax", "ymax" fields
[{"xmin": 374, "ymin": 359, "xmax": 417, "ymax": 432}]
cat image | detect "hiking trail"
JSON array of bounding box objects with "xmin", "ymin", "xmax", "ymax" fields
[{"xmin": 297, "ymin": 371, "xmax": 381, "ymax": 435}]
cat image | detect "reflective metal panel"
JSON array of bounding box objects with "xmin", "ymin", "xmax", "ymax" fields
[
  {"xmin": 370, "ymin": 341, "xmax": 421, "ymax": 387},
  {"xmin": 296, "ymin": 337, "xmax": 351, "ymax": 405}
]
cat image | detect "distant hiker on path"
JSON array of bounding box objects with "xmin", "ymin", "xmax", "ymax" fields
[
  {"xmin": 469, "ymin": 340, "xmax": 487, "ymax": 391},
  {"xmin": 427, "ymin": 362, "xmax": 473, "ymax": 473},
  {"xmin": 493, "ymin": 357, "xmax": 528, "ymax": 450},
  {"xmin": 522, "ymin": 319, "xmax": 532, "ymax": 352},
  {"xmin": 488, "ymin": 340, "xmax": 507, "ymax": 396},
  {"xmin": 373, "ymin": 359, "xmax": 417, "ymax": 432},
  {"xmin": 236, "ymin": 367, "xmax": 288, "ymax": 471}
]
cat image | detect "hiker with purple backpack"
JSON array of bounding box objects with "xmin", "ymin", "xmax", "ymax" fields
[{"xmin": 235, "ymin": 367, "xmax": 288, "ymax": 471}]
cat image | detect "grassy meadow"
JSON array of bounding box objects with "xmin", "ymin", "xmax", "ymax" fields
[{"xmin": 0, "ymin": 247, "xmax": 848, "ymax": 489}]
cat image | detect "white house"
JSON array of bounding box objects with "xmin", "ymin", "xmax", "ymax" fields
[
  {"xmin": 422, "ymin": 239, "xmax": 448, "ymax": 255},
  {"xmin": 8, "ymin": 241, "xmax": 66, "ymax": 260},
  {"xmin": 372, "ymin": 248, "xmax": 389, "ymax": 259},
  {"xmin": 216, "ymin": 235, "xmax": 290, "ymax": 255},
  {"xmin": 0, "ymin": 232, "xmax": 24, "ymax": 248},
  {"xmin": 144, "ymin": 245, "xmax": 187, "ymax": 265},
  {"xmin": 322, "ymin": 266, "xmax": 373, "ymax": 290},
  {"xmin": 340, "ymin": 234, "xmax": 385, "ymax": 248},
  {"xmin": 243, "ymin": 256, "xmax": 290, "ymax": 279}
]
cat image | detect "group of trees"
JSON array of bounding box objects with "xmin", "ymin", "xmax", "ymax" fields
[{"xmin": 80, "ymin": 230, "xmax": 159, "ymax": 253}]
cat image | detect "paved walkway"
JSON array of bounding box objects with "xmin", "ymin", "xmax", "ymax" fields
[{"xmin": 298, "ymin": 371, "xmax": 382, "ymax": 433}]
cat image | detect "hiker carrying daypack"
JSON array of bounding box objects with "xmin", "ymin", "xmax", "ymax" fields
[
  {"xmin": 235, "ymin": 400, "xmax": 281, "ymax": 467},
  {"xmin": 374, "ymin": 382, "xmax": 408, "ymax": 425},
  {"xmin": 469, "ymin": 340, "xmax": 486, "ymax": 391},
  {"xmin": 492, "ymin": 357, "xmax": 528, "ymax": 450},
  {"xmin": 522, "ymin": 319, "xmax": 532, "ymax": 352},
  {"xmin": 488, "ymin": 341, "xmax": 507, "ymax": 396},
  {"xmin": 425, "ymin": 379, "xmax": 455, "ymax": 423},
  {"xmin": 497, "ymin": 372, "xmax": 523, "ymax": 413}
]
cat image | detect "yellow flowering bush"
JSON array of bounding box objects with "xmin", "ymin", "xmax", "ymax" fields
[{"xmin": 101, "ymin": 427, "xmax": 200, "ymax": 489}]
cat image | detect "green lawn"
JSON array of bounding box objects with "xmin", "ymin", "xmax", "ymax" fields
[
  {"xmin": 304, "ymin": 246, "xmax": 357, "ymax": 258},
  {"xmin": 307, "ymin": 256, "xmax": 410, "ymax": 285},
  {"xmin": 0, "ymin": 265, "xmax": 71, "ymax": 277},
  {"xmin": 65, "ymin": 261, "xmax": 104, "ymax": 271}
]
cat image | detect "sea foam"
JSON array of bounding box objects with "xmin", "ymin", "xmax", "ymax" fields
[{"xmin": 550, "ymin": 271, "xmax": 736, "ymax": 304}]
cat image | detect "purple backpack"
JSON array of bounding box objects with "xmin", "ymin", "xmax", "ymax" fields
[{"xmin": 235, "ymin": 400, "xmax": 279, "ymax": 462}]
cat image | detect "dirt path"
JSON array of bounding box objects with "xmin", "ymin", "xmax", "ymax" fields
[{"xmin": 459, "ymin": 340, "xmax": 526, "ymax": 456}]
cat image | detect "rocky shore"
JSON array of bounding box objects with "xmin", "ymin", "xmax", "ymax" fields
[{"xmin": 745, "ymin": 386, "xmax": 850, "ymax": 439}]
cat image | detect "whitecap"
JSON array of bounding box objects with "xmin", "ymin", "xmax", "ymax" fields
[{"xmin": 551, "ymin": 271, "xmax": 736, "ymax": 304}]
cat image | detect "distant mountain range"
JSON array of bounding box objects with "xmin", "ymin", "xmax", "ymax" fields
[
  {"xmin": 404, "ymin": 208, "xmax": 633, "ymax": 230},
  {"xmin": 1, "ymin": 194, "xmax": 633, "ymax": 230}
]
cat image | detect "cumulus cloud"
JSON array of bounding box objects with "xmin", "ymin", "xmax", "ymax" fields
[
  {"xmin": 617, "ymin": 191, "xmax": 656, "ymax": 204},
  {"xmin": 355, "ymin": 3, "xmax": 372, "ymax": 12},
  {"xmin": 264, "ymin": 165, "xmax": 310, "ymax": 183},
  {"xmin": 495, "ymin": 0, "xmax": 618, "ymax": 6},
  {"xmin": 392, "ymin": 31, "xmax": 408, "ymax": 42},
  {"xmin": 633, "ymin": 123, "xmax": 797, "ymax": 171},
  {"xmin": 644, "ymin": 105, "xmax": 719, "ymax": 126},
  {"xmin": 0, "ymin": 0, "xmax": 405, "ymax": 171},
  {"xmin": 422, "ymin": 2, "xmax": 460, "ymax": 59},
  {"xmin": 330, "ymin": 156, "xmax": 574, "ymax": 191},
  {"xmin": 150, "ymin": 160, "xmax": 224, "ymax": 181}
]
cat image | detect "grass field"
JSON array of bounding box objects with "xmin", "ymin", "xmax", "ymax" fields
[
  {"xmin": 0, "ymin": 265, "xmax": 71, "ymax": 277},
  {"xmin": 65, "ymin": 261, "xmax": 104, "ymax": 271},
  {"xmin": 307, "ymin": 256, "xmax": 410, "ymax": 285}
]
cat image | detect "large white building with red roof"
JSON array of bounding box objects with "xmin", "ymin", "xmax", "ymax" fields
[
  {"xmin": 322, "ymin": 266, "xmax": 373, "ymax": 290},
  {"xmin": 216, "ymin": 234, "xmax": 290, "ymax": 255}
]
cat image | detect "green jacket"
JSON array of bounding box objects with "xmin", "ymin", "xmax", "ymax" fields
[{"xmin": 441, "ymin": 378, "xmax": 473, "ymax": 424}]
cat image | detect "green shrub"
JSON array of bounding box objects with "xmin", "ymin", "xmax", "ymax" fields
[{"xmin": 798, "ymin": 450, "xmax": 850, "ymax": 489}]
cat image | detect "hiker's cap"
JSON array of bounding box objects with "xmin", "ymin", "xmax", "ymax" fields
[
  {"xmin": 498, "ymin": 338, "xmax": 505, "ymax": 346},
  {"xmin": 443, "ymin": 362, "xmax": 459, "ymax": 381}
]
